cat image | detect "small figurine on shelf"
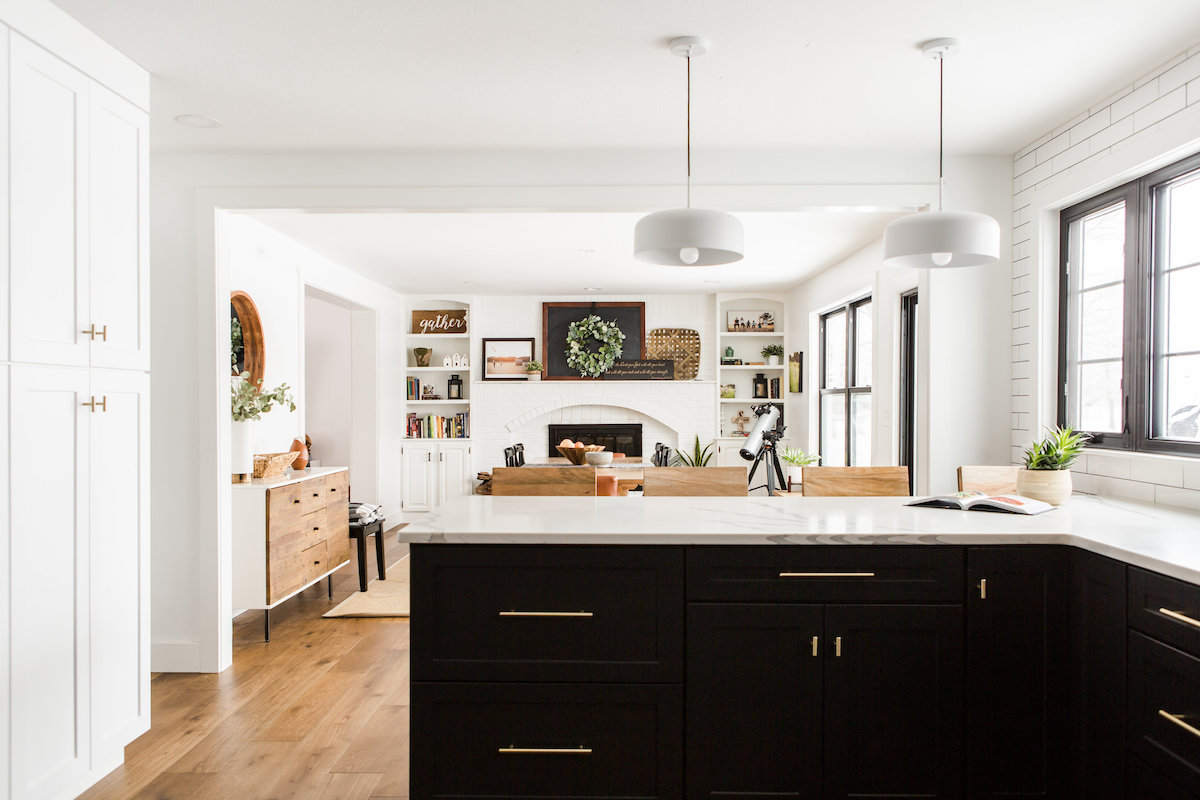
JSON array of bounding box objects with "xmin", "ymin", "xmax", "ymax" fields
[
  {"xmin": 731, "ymin": 410, "xmax": 752, "ymax": 435},
  {"xmin": 443, "ymin": 355, "xmax": 453, "ymax": 366}
]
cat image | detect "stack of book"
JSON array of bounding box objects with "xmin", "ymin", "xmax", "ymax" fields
[
  {"xmin": 407, "ymin": 411, "xmax": 470, "ymax": 439},
  {"xmin": 768, "ymin": 377, "xmax": 781, "ymax": 398},
  {"xmin": 406, "ymin": 376, "xmax": 422, "ymax": 400}
]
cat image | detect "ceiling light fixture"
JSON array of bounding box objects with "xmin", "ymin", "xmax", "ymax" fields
[
  {"xmin": 882, "ymin": 38, "xmax": 999, "ymax": 269},
  {"xmin": 174, "ymin": 114, "xmax": 223, "ymax": 129},
  {"xmin": 634, "ymin": 36, "xmax": 743, "ymax": 267}
]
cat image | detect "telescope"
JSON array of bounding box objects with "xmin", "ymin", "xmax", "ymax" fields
[{"xmin": 739, "ymin": 404, "xmax": 787, "ymax": 496}]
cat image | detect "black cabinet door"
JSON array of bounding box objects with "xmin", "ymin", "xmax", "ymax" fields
[
  {"xmin": 966, "ymin": 546, "xmax": 1070, "ymax": 799},
  {"xmin": 824, "ymin": 604, "xmax": 963, "ymax": 799},
  {"xmin": 1069, "ymin": 549, "xmax": 1126, "ymax": 800},
  {"xmin": 686, "ymin": 603, "xmax": 824, "ymax": 800}
]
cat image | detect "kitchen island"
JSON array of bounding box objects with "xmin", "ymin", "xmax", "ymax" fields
[{"xmin": 400, "ymin": 495, "xmax": 1200, "ymax": 800}]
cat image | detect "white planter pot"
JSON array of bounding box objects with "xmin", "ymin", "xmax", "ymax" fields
[
  {"xmin": 231, "ymin": 420, "xmax": 254, "ymax": 478},
  {"xmin": 1016, "ymin": 468, "xmax": 1073, "ymax": 506},
  {"xmin": 526, "ymin": 373, "xmax": 541, "ymax": 381},
  {"xmin": 786, "ymin": 465, "xmax": 804, "ymax": 490},
  {"xmin": 768, "ymin": 355, "xmax": 781, "ymax": 366}
]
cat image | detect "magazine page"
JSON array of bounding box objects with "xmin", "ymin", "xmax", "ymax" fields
[
  {"xmin": 906, "ymin": 491, "xmax": 985, "ymax": 510},
  {"xmin": 964, "ymin": 494, "xmax": 1055, "ymax": 515}
]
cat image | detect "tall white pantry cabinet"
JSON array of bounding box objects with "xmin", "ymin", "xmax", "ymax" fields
[{"xmin": 0, "ymin": 4, "xmax": 151, "ymax": 799}]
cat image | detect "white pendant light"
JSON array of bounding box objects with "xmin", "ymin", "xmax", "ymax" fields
[
  {"xmin": 635, "ymin": 36, "xmax": 744, "ymax": 267},
  {"xmin": 883, "ymin": 38, "xmax": 999, "ymax": 269}
]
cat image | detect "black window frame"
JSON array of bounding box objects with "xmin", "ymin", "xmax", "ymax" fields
[
  {"xmin": 819, "ymin": 296, "xmax": 872, "ymax": 466},
  {"xmin": 1058, "ymin": 149, "xmax": 1200, "ymax": 458},
  {"xmin": 898, "ymin": 290, "xmax": 918, "ymax": 493}
]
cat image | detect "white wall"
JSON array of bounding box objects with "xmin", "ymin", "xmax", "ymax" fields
[
  {"xmin": 1010, "ymin": 40, "xmax": 1200, "ymax": 509},
  {"xmin": 304, "ymin": 291, "xmax": 353, "ymax": 472}
]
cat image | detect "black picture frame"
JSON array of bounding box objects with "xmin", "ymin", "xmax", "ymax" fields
[
  {"xmin": 481, "ymin": 337, "xmax": 536, "ymax": 380},
  {"xmin": 542, "ymin": 302, "xmax": 646, "ymax": 380}
]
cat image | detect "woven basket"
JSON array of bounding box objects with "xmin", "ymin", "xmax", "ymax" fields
[
  {"xmin": 646, "ymin": 328, "xmax": 701, "ymax": 380},
  {"xmin": 253, "ymin": 451, "xmax": 300, "ymax": 479}
]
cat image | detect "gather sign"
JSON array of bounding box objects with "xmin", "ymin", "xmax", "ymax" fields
[{"xmin": 412, "ymin": 309, "xmax": 467, "ymax": 335}]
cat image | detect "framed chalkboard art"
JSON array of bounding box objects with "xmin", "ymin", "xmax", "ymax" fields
[{"xmin": 542, "ymin": 302, "xmax": 646, "ymax": 380}]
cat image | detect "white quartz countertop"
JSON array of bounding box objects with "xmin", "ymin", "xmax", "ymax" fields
[
  {"xmin": 231, "ymin": 465, "xmax": 346, "ymax": 490},
  {"xmin": 399, "ymin": 494, "xmax": 1200, "ymax": 585}
]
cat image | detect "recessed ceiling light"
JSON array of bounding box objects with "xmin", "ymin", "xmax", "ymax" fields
[{"xmin": 174, "ymin": 114, "xmax": 222, "ymax": 129}]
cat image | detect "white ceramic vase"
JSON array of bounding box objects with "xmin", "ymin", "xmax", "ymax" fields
[
  {"xmin": 231, "ymin": 419, "xmax": 254, "ymax": 479},
  {"xmin": 1016, "ymin": 468, "xmax": 1073, "ymax": 505},
  {"xmin": 526, "ymin": 372, "xmax": 541, "ymax": 382},
  {"xmin": 768, "ymin": 355, "xmax": 781, "ymax": 366}
]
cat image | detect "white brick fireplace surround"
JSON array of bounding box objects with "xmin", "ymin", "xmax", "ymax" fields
[{"xmin": 470, "ymin": 379, "xmax": 717, "ymax": 475}]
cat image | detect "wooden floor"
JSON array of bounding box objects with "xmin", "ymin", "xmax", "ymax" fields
[{"xmin": 79, "ymin": 531, "xmax": 412, "ymax": 800}]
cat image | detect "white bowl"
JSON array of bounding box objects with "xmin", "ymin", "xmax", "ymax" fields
[{"xmin": 584, "ymin": 451, "xmax": 614, "ymax": 466}]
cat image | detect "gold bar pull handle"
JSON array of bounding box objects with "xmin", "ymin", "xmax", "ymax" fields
[
  {"xmin": 979, "ymin": 579, "xmax": 987, "ymax": 599},
  {"xmin": 97, "ymin": 324, "xmax": 107, "ymax": 342},
  {"xmin": 95, "ymin": 396, "xmax": 107, "ymax": 413},
  {"xmin": 499, "ymin": 611, "xmax": 594, "ymax": 618},
  {"xmin": 81, "ymin": 396, "xmax": 96, "ymax": 412},
  {"xmin": 835, "ymin": 636, "xmax": 842, "ymax": 657},
  {"xmin": 779, "ymin": 572, "xmax": 876, "ymax": 578},
  {"xmin": 811, "ymin": 636, "xmax": 819, "ymax": 657},
  {"xmin": 1159, "ymin": 710, "xmax": 1200, "ymax": 739},
  {"xmin": 1160, "ymin": 608, "xmax": 1200, "ymax": 629},
  {"xmin": 498, "ymin": 746, "xmax": 592, "ymax": 755}
]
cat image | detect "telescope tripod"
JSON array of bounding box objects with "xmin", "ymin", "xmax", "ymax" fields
[{"xmin": 746, "ymin": 431, "xmax": 787, "ymax": 497}]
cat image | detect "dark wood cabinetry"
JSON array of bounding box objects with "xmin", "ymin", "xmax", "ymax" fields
[{"xmin": 966, "ymin": 546, "xmax": 1071, "ymax": 800}]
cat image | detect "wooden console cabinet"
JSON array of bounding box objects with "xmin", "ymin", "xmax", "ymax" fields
[{"xmin": 233, "ymin": 466, "xmax": 351, "ymax": 637}]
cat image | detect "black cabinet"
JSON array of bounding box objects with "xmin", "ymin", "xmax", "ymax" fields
[
  {"xmin": 966, "ymin": 546, "xmax": 1071, "ymax": 800},
  {"xmin": 1069, "ymin": 549, "xmax": 1127, "ymax": 800}
]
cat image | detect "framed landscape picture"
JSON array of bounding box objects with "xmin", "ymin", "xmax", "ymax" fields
[
  {"xmin": 482, "ymin": 338, "xmax": 535, "ymax": 380},
  {"xmin": 727, "ymin": 310, "xmax": 775, "ymax": 332}
]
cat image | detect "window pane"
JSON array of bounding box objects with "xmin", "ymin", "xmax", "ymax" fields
[
  {"xmin": 823, "ymin": 311, "xmax": 846, "ymax": 389},
  {"xmin": 851, "ymin": 393, "xmax": 872, "ymax": 466},
  {"xmin": 1163, "ymin": 354, "xmax": 1200, "ymax": 441},
  {"xmin": 821, "ymin": 394, "xmax": 846, "ymax": 467},
  {"xmin": 1079, "ymin": 204, "xmax": 1126, "ymax": 288},
  {"xmin": 1167, "ymin": 266, "xmax": 1200, "ymax": 353},
  {"xmin": 1079, "ymin": 285, "xmax": 1124, "ymax": 361},
  {"xmin": 1167, "ymin": 173, "xmax": 1200, "ymax": 268},
  {"xmin": 1076, "ymin": 361, "xmax": 1123, "ymax": 433},
  {"xmin": 854, "ymin": 302, "xmax": 872, "ymax": 387}
]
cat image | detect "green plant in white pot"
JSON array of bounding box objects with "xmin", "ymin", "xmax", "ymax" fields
[
  {"xmin": 761, "ymin": 343, "xmax": 784, "ymax": 366},
  {"xmin": 1016, "ymin": 426, "xmax": 1090, "ymax": 505},
  {"xmin": 779, "ymin": 447, "xmax": 820, "ymax": 489},
  {"xmin": 525, "ymin": 360, "xmax": 543, "ymax": 382},
  {"xmin": 231, "ymin": 372, "xmax": 296, "ymax": 480}
]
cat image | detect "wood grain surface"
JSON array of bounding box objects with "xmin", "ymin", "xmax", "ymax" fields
[{"xmin": 801, "ymin": 466, "xmax": 911, "ymax": 497}]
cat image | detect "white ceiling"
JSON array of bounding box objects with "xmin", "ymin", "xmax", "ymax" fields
[
  {"xmin": 249, "ymin": 210, "xmax": 904, "ymax": 294},
  {"xmin": 50, "ymin": 0, "xmax": 1200, "ymax": 156}
]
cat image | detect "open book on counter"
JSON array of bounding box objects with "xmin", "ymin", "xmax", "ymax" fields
[{"xmin": 906, "ymin": 491, "xmax": 1055, "ymax": 515}]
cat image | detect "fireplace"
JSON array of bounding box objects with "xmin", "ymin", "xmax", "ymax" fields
[{"xmin": 548, "ymin": 424, "xmax": 643, "ymax": 457}]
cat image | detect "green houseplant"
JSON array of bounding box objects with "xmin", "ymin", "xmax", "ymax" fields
[
  {"xmin": 672, "ymin": 435, "xmax": 715, "ymax": 467},
  {"xmin": 761, "ymin": 343, "xmax": 785, "ymax": 366},
  {"xmin": 231, "ymin": 372, "xmax": 297, "ymax": 479},
  {"xmin": 1016, "ymin": 426, "xmax": 1090, "ymax": 505},
  {"xmin": 779, "ymin": 447, "xmax": 820, "ymax": 488},
  {"xmin": 524, "ymin": 360, "xmax": 543, "ymax": 381}
]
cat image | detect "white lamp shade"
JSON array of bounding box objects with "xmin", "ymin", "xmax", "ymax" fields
[
  {"xmin": 882, "ymin": 210, "xmax": 1000, "ymax": 269},
  {"xmin": 634, "ymin": 207, "xmax": 744, "ymax": 266}
]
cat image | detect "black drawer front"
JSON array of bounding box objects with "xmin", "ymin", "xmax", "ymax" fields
[
  {"xmin": 1130, "ymin": 567, "xmax": 1200, "ymax": 659},
  {"xmin": 1129, "ymin": 631, "xmax": 1200, "ymax": 795},
  {"xmin": 687, "ymin": 545, "xmax": 963, "ymax": 603},
  {"xmin": 411, "ymin": 545, "xmax": 683, "ymax": 683},
  {"xmin": 411, "ymin": 682, "xmax": 682, "ymax": 800}
]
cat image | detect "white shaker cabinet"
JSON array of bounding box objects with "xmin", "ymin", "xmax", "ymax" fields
[
  {"xmin": 402, "ymin": 441, "xmax": 472, "ymax": 513},
  {"xmin": 438, "ymin": 441, "xmax": 473, "ymax": 504}
]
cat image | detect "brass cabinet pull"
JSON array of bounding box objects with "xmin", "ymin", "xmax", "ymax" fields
[
  {"xmin": 979, "ymin": 579, "xmax": 987, "ymax": 599},
  {"xmin": 81, "ymin": 324, "xmax": 107, "ymax": 341},
  {"xmin": 1160, "ymin": 608, "xmax": 1200, "ymax": 629},
  {"xmin": 779, "ymin": 572, "xmax": 875, "ymax": 578},
  {"xmin": 1159, "ymin": 710, "xmax": 1200, "ymax": 739},
  {"xmin": 498, "ymin": 746, "xmax": 592, "ymax": 755},
  {"xmin": 80, "ymin": 396, "xmax": 107, "ymax": 413},
  {"xmin": 835, "ymin": 636, "xmax": 842, "ymax": 657},
  {"xmin": 811, "ymin": 636, "xmax": 819, "ymax": 657},
  {"xmin": 499, "ymin": 611, "xmax": 594, "ymax": 618}
]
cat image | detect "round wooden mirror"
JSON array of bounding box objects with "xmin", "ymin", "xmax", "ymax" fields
[{"xmin": 231, "ymin": 291, "xmax": 265, "ymax": 387}]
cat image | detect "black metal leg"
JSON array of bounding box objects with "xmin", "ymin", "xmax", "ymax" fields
[
  {"xmin": 356, "ymin": 533, "xmax": 368, "ymax": 592},
  {"xmin": 264, "ymin": 608, "xmax": 270, "ymax": 643},
  {"xmin": 327, "ymin": 575, "xmax": 333, "ymax": 599},
  {"xmin": 375, "ymin": 524, "xmax": 386, "ymax": 582}
]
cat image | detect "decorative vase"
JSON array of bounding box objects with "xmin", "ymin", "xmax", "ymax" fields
[
  {"xmin": 289, "ymin": 438, "xmax": 310, "ymax": 470},
  {"xmin": 768, "ymin": 355, "xmax": 781, "ymax": 366},
  {"xmin": 526, "ymin": 372, "xmax": 541, "ymax": 382},
  {"xmin": 1016, "ymin": 468, "xmax": 1072, "ymax": 505},
  {"xmin": 724, "ymin": 346, "xmax": 735, "ymax": 359},
  {"xmin": 231, "ymin": 420, "xmax": 253, "ymax": 481},
  {"xmin": 413, "ymin": 347, "xmax": 432, "ymax": 367}
]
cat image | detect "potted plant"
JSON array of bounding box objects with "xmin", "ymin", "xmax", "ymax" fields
[
  {"xmin": 672, "ymin": 435, "xmax": 715, "ymax": 467},
  {"xmin": 779, "ymin": 447, "xmax": 820, "ymax": 489},
  {"xmin": 1016, "ymin": 426, "xmax": 1090, "ymax": 505},
  {"xmin": 524, "ymin": 360, "xmax": 543, "ymax": 381},
  {"xmin": 231, "ymin": 372, "xmax": 296, "ymax": 481},
  {"xmin": 761, "ymin": 343, "xmax": 784, "ymax": 366}
]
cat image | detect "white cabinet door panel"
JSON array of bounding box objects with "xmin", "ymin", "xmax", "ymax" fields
[
  {"xmin": 401, "ymin": 442, "xmax": 435, "ymax": 513},
  {"xmin": 10, "ymin": 366, "xmax": 91, "ymax": 799},
  {"xmin": 89, "ymin": 370, "xmax": 150, "ymax": 756},
  {"xmin": 88, "ymin": 87, "xmax": 148, "ymax": 371},
  {"xmin": 9, "ymin": 35, "xmax": 90, "ymax": 368},
  {"xmin": 438, "ymin": 443, "xmax": 472, "ymax": 504}
]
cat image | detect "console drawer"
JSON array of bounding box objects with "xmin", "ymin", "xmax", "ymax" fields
[
  {"xmin": 687, "ymin": 545, "xmax": 963, "ymax": 603},
  {"xmin": 298, "ymin": 475, "xmax": 327, "ymax": 515},
  {"xmin": 1130, "ymin": 567, "xmax": 1200, "ymax": 659},
  {"xmin": 410, "ymin": 682, "xmax": 681, "ymax": 800},
  {"xmin": 411, "ymin": 545, "xmax": 683, "ymax": 683},
  {"xmin": 1129, "ymin": 631, "xmax": 1200, "ymax": 795}
]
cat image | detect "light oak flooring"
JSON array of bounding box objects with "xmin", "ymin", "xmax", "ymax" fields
[{"xmin": 78, "ymin": 531, "xmax": 412, "ymax": 800}]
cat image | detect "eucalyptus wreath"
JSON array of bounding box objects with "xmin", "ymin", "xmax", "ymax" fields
[{"xmin": 565, "ymin": 315, "xmax": 626, "ymax": 378}]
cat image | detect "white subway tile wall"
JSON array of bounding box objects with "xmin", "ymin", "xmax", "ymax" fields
[{"xmin": 1011, "ymin": 44, "xmax": 1200, "ymax": 511}]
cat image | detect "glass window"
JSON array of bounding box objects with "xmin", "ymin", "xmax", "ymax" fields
[{"xmin": 820, "ymin": 297, "xmax": 872, "ymax": 466}]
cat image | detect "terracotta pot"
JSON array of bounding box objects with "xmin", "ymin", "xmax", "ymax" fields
[
  {"xmin": 1016, "ymin": 468, "xmax": 1072, "ymax": 505},
  {"xmin": 289, "ymin": 438, "xmax": 310, "ymax": 470}
]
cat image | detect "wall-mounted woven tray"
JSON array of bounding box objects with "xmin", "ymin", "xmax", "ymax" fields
[{"xmin": 646, "ymin": 328, "xmax": 701, "ymax": 381}]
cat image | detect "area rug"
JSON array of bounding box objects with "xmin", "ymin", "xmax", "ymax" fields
[{"xmin": 323, "ymin": 555, "xmax": 410, "ymax": 618}]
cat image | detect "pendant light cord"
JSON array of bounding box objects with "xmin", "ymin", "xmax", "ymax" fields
[
  {"xmin": 686, "ymin": 52, "xmax": 692, "ymax": 209},
  {"xmin": 937, "ymin": 53, "xmax": 944, "ymax": 212}
]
